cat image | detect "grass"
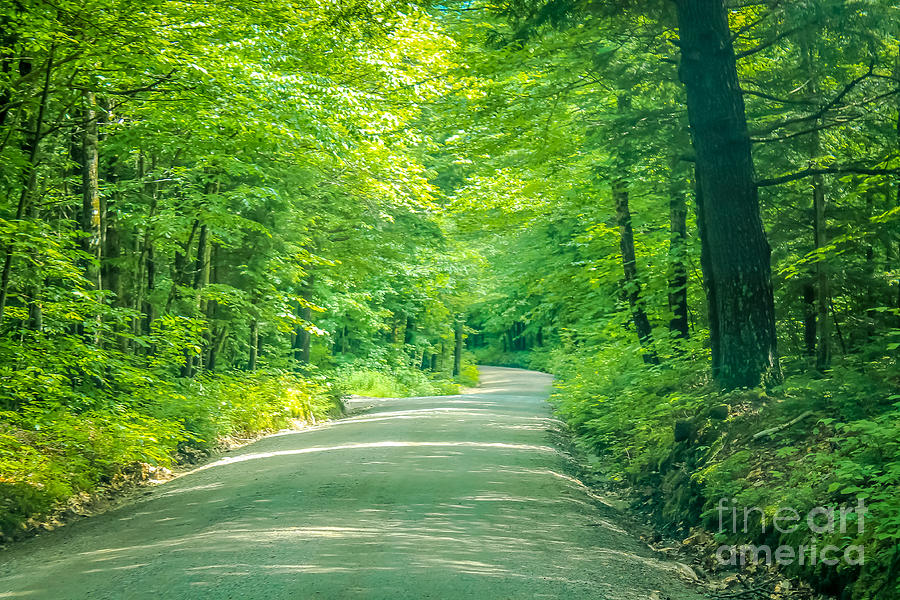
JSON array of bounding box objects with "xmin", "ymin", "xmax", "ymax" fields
[{"xmin": 0, "ymin": 370, "xmax": 342, "ymax": 540}]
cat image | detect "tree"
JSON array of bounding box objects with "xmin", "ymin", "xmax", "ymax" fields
[{"xmin": 673, "ymin": 0, "xmax": 781, "ymax": 388}]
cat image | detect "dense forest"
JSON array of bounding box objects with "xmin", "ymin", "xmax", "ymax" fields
[{"xmin": 1, "ymin": 1, "xmax": 898, "ymax": 598}]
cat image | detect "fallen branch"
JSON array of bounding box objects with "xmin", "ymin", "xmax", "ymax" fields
[{"xmin": 752, "ymin": 411, "xmax": 814, "ymax": 440}]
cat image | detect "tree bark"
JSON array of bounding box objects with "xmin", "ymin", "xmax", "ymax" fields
[
  {"xmin": 0, "ymin": 45, "xmax": 53, "ymax": 325},
  {"xmin": 674, "ymin": 0, "xmax": 780, "ymax": 388},
  {"xmin": 293, "ymin": 275, "xmax": 314, "ymax": 365},
  {"xmin": 668, "ymin": 177, "xmax": 690, "ymax": 340},
  {"xmin": 802, "ymin": 282, "xmax": 816, "ymax": 357},
  {"xmin": 613, "ymin": 179, "xmax": 659, "ymax": 364},
  {"xmin": 453, "ymin": 316, "xmax": 463, "ymax": 376},
  {"xmin": 81, "ymin": 90, "xmax": 102, "ymax": 291},
  {"xmin": 803, "ymin": 38, "xmax": 831, "ymax": 371},
  {"xmin": 895, "ymin": 47, "xmax": 900, "ymax": 314},
  {"xmin": 248, "ymin": 319, "xmax": 259, "ymax": 372}
]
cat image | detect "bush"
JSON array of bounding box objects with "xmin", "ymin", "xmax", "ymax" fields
[
  {"xmin": 457, "ymin": 363, "xmax": 480, "ymax": 388},
  {"xmin": 0, "ymin": 370, "xmax": 341, "ymax": 539},
  {"xmin": 334, "ymin": 362, "xmax": 462, "ymax": 397},
  {"xmin": 548, "ymin": 341, "xmax": 900, "ymax": 599}
]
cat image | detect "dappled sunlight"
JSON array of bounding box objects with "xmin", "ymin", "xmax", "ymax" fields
[
  {"xmin": 181, "ymin": 440, "xmax": 561, "ymax": 475},
  {"xmin": 0, "ymin": 368, "xmax": 701, "ymax": 600}
]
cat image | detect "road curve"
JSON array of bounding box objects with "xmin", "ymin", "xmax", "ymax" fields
[{"xmin": 0, "ymin": 367, "xmax": 703, "ymax": 599}]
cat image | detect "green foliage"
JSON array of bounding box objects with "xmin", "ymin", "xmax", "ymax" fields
[
  {"xmin": 334, "ymin": 362, "xmax": 465, "ymax": 398},
  {"xmin": 549, "ymin": 341, "xmax": 899, "ymax": 597},
  {"xmin": 456, "ymin": 363, "xmax": 481, "ymax": 388},
  {"xmin": 0, "ymin": 370, "xmax": 340, "ymax": 539}
]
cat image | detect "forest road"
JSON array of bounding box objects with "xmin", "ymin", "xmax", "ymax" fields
[{"xmin": 0, "ymin": 367, "xmax": 705, "ymax": 600}]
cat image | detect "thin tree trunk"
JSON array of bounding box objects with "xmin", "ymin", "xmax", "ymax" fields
[
  {"xmin": 293, "ymin": 275, "xmax": 314, "ymax": 365},
  {"xmin": 134, "ymin": 152, "xmax": 158, "ymax": 339},
  {"xmin": 803, "ymin": 38, "xmax": 831, "ymax": 371},
  {"xmin": 896, "ymin": 47, "xmax": 900, "ymax": 314},
  {"xmin": 453, "ymin": 317, "xmax": 463, "ymax": 376},
  {"xmin": 204, "ymin": 242, "xmax": 220, "ymax": 371},
  {"xmin": 248, "ymin": 319, "xmax": 259, "ymax": 372},
  {"xmin": 674, "ymin": 0, "xmax": 780, "ymax": 388},
  {"xmin": 80, "ymin": 90, "xmax": 102, "ymax": 345},
  {"xmin": 164, "ymin": 218, "xmax": 199, "ymax": 314},
  {"xmin": 193, "ymin": 224, "xmax": 210, "ymax": 312},
  {"xmin": 613, "ymin": 179, "xmax": 659, "ymax": 364},
  {"xmin": 0, "ymin": 45, "xmax": 53, "ymax": 325},
  {"xmin": 802, "ymin": 283, "xmax": 816, "ymax": 357},
  {"xmin": 668, "ymin": 176, "xmax": 690, "ymax": 340},
  {"xmin": 81, "ymin": 91, "xmax": 102, "ymax": 288},
  {"xmin": 104, "ymin": 189, "xmax": 124, "ymax": 354}
]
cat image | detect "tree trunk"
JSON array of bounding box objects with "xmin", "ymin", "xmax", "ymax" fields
[
  {"xmin": 81, "ymin": 90, "xmax": 102, "ymax": 291},
  {"xmin": 674, "ymin": 0, "xmax": 780, "ymax": 388},
  {"xmin": 0, "ymin": 46, "xmax": 53, "ymax": 325},
  {"xmin": 668, "ymin": 176, "xmax": 690, "ymax": 340},
  {"xmin": 453, "ymin": 317, "xmax": 463, "ymax": 376},
  {"xmin": 134, "ymin": 152, "xmax": 158, "ymax": 339},
  {"xmin": 164, "ymin": 219, "xmax": 199, "ymax": 314},
  {"xmin": 80, "ymin": 90, "xmax": 102, "ymax": 345},
  {"xmin": 248, "ymin": 319, "xmax": 259, "ymax": 371},
  {"xmin": 293, "ymin": 275, "xmax": 314, "ymax": 365},
  {"xmin": 802, "ymin": 282, "xmax": 816, "ymax": 357},
  {"xmin": 613, "ymin": 179, "xmax": 659, "ymax": 364},
  {"xmin": 895, "ymin": 47, "xmax": 900, "ymax": 315},
  {"xmin": 104, "ymin": 189, "xmax": 125, "ymax": 352},
  {"xmin": 193, "ymin": 224, "xmax": 210, "ymax": 313},
  {"xmin": 803, "ymin": 38, "xmax": 831, "ymax": 371}
]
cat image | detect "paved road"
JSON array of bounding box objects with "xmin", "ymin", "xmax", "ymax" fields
[{"xmin": 0, "ymin": 367, "xmax": 703, "ymax": 599}]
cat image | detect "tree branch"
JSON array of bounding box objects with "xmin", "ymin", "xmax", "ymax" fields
[
  {"xmin": 756, "ymin": 165, "xmax": 900, "ymax": 187},
  {"xmin": 753, "ymin": 63, "xmax": 875, "ymax": 135},
  {"xmin": 735, "ymin": 24, "xmax": 808, "ymax": 60}
]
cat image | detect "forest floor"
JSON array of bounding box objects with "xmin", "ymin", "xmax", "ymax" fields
[{"xmin": 0, "ymin": 367, "xmax": 705, "ymax": 599}]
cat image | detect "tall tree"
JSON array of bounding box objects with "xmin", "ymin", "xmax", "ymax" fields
[{"xmin": 674, "ymin": 0, "xmax": 781, "ymax": 388}]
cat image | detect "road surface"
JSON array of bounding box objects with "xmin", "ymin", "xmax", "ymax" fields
[{"xmin": 0, "ymin": 367, "xmax": 703, "ymax": 599}]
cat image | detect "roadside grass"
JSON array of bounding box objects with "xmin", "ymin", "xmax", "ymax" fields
[
  {"xmin": 0, "ymin": 370, "xmax": 341, "ymax": 541},
  {"xmin": 334, "ymin": 359, "xmax": 479, "ymax": 398}
]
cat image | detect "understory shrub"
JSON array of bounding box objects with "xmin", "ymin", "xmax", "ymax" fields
[
  {"xmin": 334, "ymin": 361, "xmax": 465, "ymax": 397},
  {"xmin": 0, "ymin": 370, "xmax": 341, "ymax": 539},
  {"xmin": 548, "ymin": 341, "xmax": 900, "ymax": 600}
]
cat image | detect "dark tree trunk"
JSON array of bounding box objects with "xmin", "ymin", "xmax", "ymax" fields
[
  {"xmin": 404, "ymin": 314, "xmax": 415, "ymax": 345},
  {"xmin": 674, "ymin": 0, "xmax": 780, "ymax": 388},
  {"xmin": 0, "ymin": 46, "xmax": 52, "ymax": 325},
  {"xmin": 802, "ymin": 282, "xmax": 816, "ymax": 357},
  {"xmin": 613, "ymin": 180, "xmax": 659, "ymax": 364},
  {"xmin": 453, "ymin": 317, "xmax": 463, "ymax": 376},
  {"xmin": 803, "ymin": 37, "xmax": 831, "ymax": 371},
  {"xmin": 895, "ymin": 48, "xmax": 900, "ymax": 315},
  {"xmin": 136, "ymin": 153, "xmax": 158, "ymax": 338},
  {"xmin": 205, "ymin": 244, "xmax": 223, "ymax": 371},
  {"xmin": 165, "ymin": 219, "xmax": 199, "ymax": 314},
  {"xmin": 144, "ymin": 242, "xmax": 156, "ymax": 331},
  {"xmin": 104, "ymin": 205, "xmax": 121, "ymax": 303},
  {"xmin": 248, "ymin": 319, "xmax": 259, "ymax": 371},
  {"xmin": 293, "ymin": 275, "xmax": 314, "ymax": 365},
  {"xmin": 668, "ymin": 179, "xmax": 690, "ymax": 340},
  {"xmin": 193, "ymin": 224, "xmax": 210, "ymax": 312}
]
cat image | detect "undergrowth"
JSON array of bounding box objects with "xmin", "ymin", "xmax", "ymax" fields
[
  {"xmin": 546, "ymin": 338, "xmax": 900, "ymax": 600},
  {"xmin": 334, "ymin": 358, "xmax": 479, "ymax": 397},
  {"xmin": 0, "ymin": 370, "xmax": 341, "ymax": 540}
]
